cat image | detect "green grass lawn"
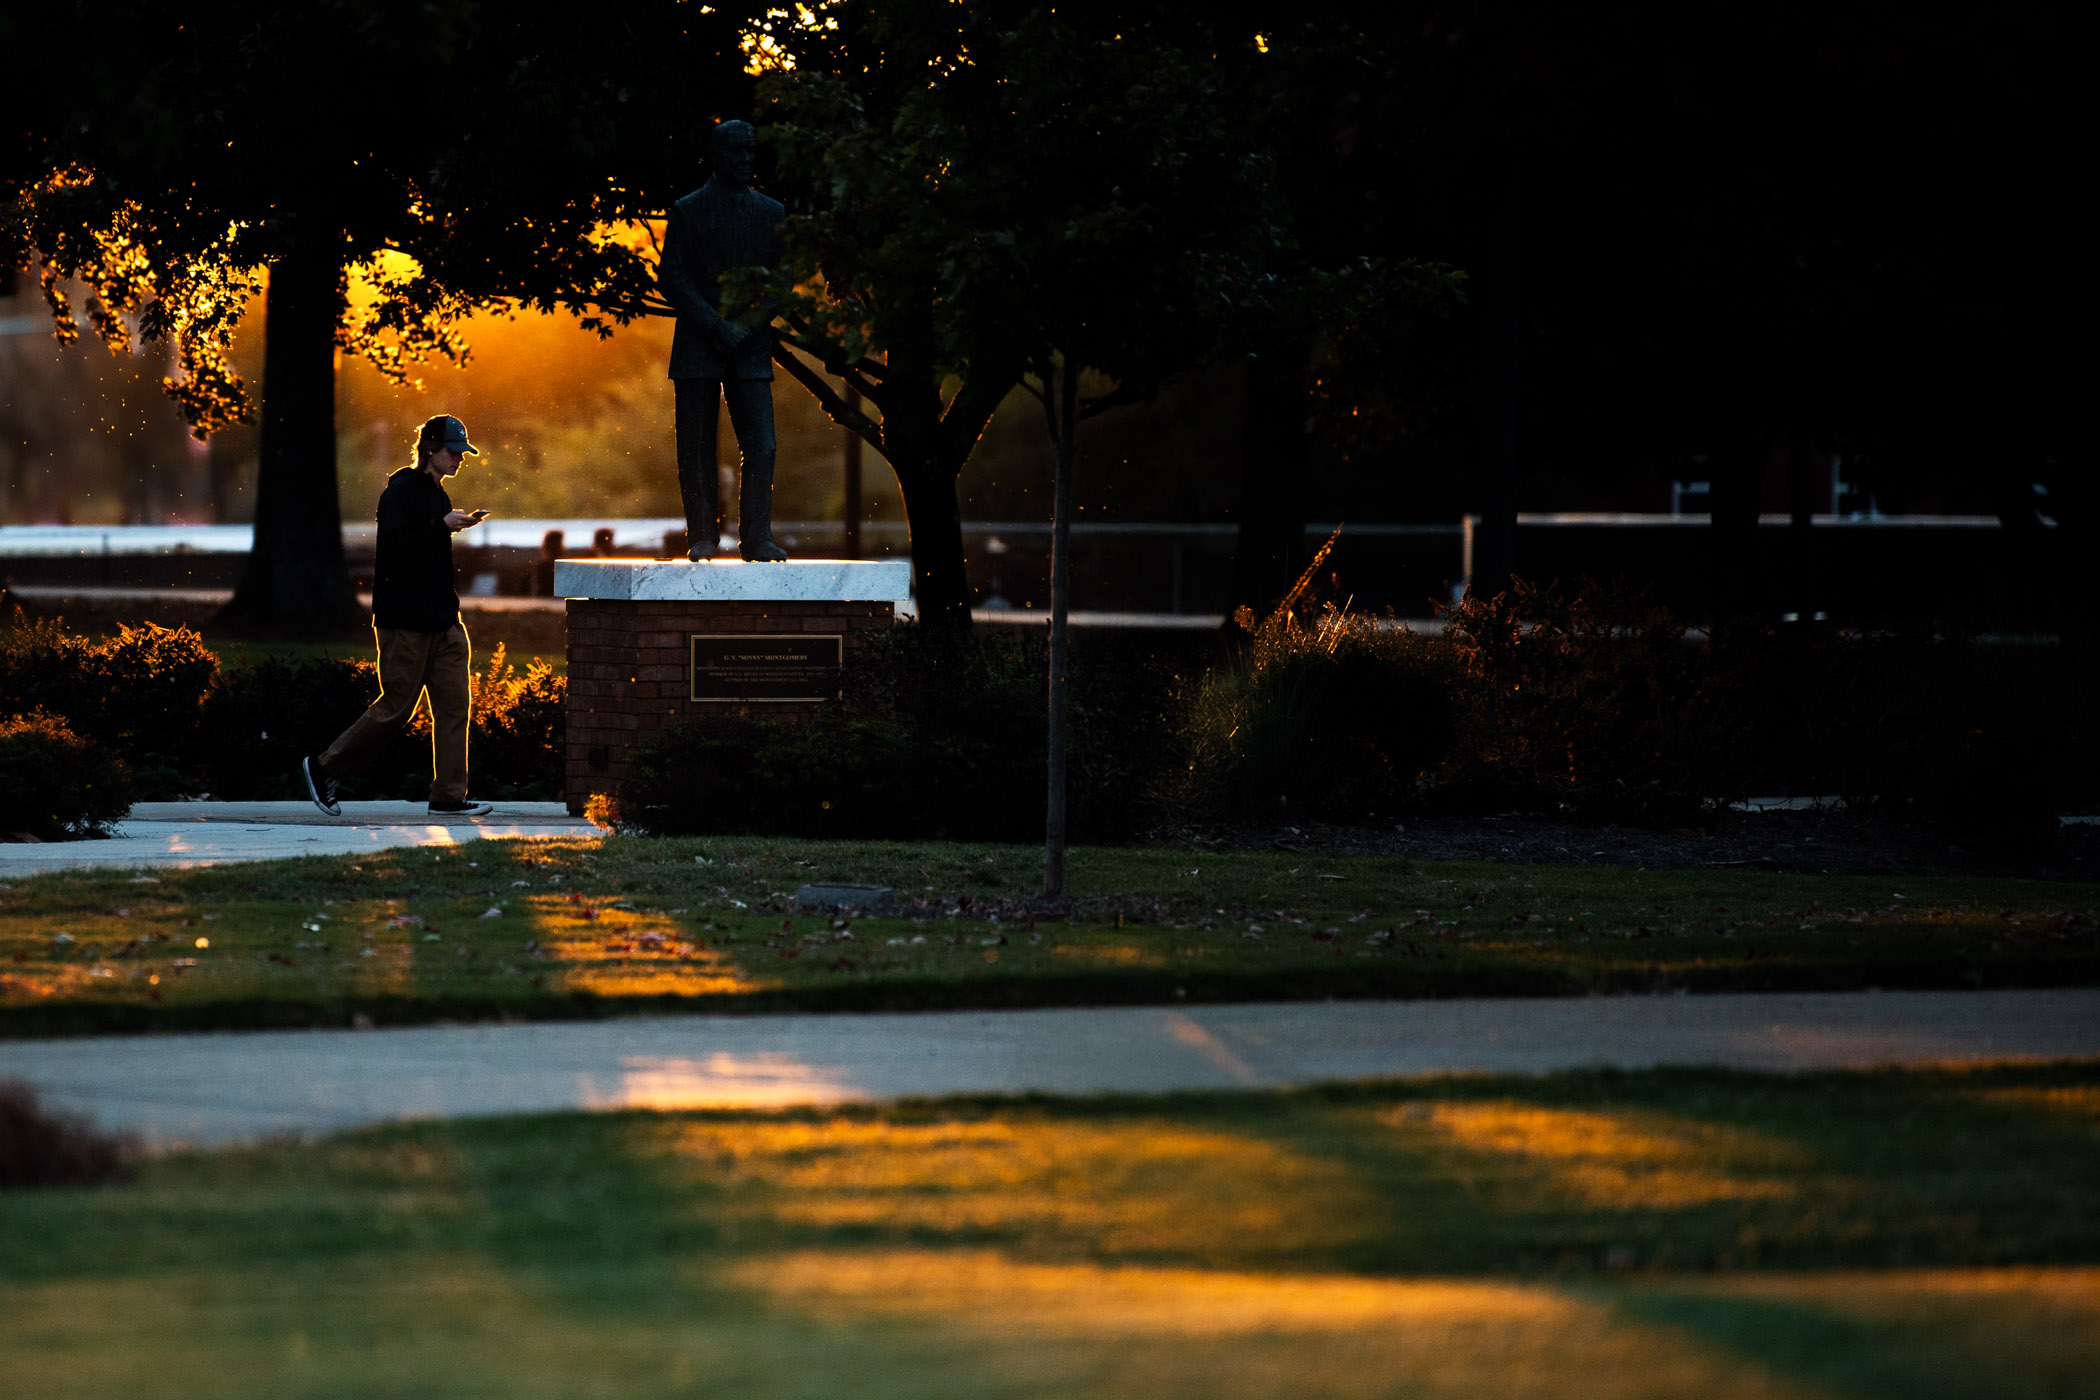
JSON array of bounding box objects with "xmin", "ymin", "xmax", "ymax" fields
[
  {"xmin": 4, "ymin": 1062, "xmax": 2098, "ymax": 1398},
  {"xmin": 3, "ymin": 836, "xmax": 2096, "ymax": 1034}
]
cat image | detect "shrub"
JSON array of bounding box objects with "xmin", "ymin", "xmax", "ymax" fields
[
  {"xmin": 446, "ymin": 644, "xmax": 566, "ymax": 800},
  {"xmin": 202, "ymin": 645, "xmax": 568, "ymax": 802},
  {"xmin": 3, "ymin": 613, "xmax": 570, "ymax": 801},
  {"xmin": 1170, "ymin": 601, "xmax": 1460, "ymax": 823},
  {"xmin": 89, "ymin": 623, "xmax": 221, "ymax": 764},
  {"xmin": 199, "ymin": 657, "xmax": 416, "ymax": 800},
  {"xmin": 1437, "ymin": 580, "xmax": 2093, "ymax": 834},
  {"xmin": 0, "ymin": 610, "xmax": 96, "ymax": 724},
  {"xmin": 0, "ymin": 711, "xmax": 133, "ymax": 840},
  {"xmin": 0, "ymin": 1082, "xmax": 127, "ymax": 1189},
  {"xmin": 0, "ymin": 614, "xmax": 218, "ymax": 796},
  {"xmin": 1438, "ymin": 580, "xmax": 1712, "ymax": 819},
  {"xmin": 1821, "ymin": 633, "xmax": 2082, "ymax": 849},
  {"xmin": 623, "ymin": 714, "xmax": 929, "ymax": 838}
]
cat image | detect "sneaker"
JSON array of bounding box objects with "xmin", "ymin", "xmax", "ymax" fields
[
  {"xmin": 302, "ymin": 756, "xmax": 341, "ymax": 816},
  {"xmin": 428, "ymin": 799, "xmax": 494, "ymax": 817}
]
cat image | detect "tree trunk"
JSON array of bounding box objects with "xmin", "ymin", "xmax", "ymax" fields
[
  {"xmin": 217, "ymin": 243, "xmax": 363, "ymax": 636},
  {"xmin": 842, "ymin": 386, "xmax": 864, "ymax": 559},
  {"xmin": 1707, "ymin": 439, "xmax": 1764, "ymax": 622},
  {"xmin": 1042, "ymin": 360, "xmax": 1078, "ymax": 900},
  {"xmin": 878, "ymin": 377, "xmax": 972, "ymax": 631},
  {"xmin": 891, "ymin": 452, "xmax": 971, "ymax": 630}
]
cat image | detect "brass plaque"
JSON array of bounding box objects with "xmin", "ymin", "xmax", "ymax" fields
[{"xmin": 690, "ymin": 633, "xmax": 842, "ymax": 702}]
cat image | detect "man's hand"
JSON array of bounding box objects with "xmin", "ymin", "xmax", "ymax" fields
[
  {"xmin": 718, "ymin": 322, "xmax": 753, "ymax": 356},
  {"xmin": 444, "ymin": 509, "xmax": 486, "ymax": 531}
]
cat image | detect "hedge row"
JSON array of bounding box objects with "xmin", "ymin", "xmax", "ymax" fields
[
  {"xmin": 620, "ymin": 583, "xmax": 2096, "ymax": 843},
  {"xmin": 0, "ymin": 614, "xmax": 564, "ymax": 802},
  {"xmin": 7, "ymin": 589, "xmax": 2089, "ymax": 842}
]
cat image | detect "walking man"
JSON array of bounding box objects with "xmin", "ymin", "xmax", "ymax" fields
[{"xmin": 302, "ymin": 414, "xmax": 494, "ymax": 818}]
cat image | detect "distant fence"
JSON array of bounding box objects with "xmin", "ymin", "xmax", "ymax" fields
[
  {"xmin": 0, "ymin": 514, "xmax": 2041, "ymax": 623},
  {"xmin": 0, "ymin": 519, "xmax": 1467, "ymax": 615}
]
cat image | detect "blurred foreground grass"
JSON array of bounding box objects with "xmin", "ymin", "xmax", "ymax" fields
[
  {"xmin": 3, "ymin": 835, "xmax": 2097, "ymax": 1033},
  {"xmin": 3, "ymin": 1063, "xmax": 2098, "ymax": 1398}
]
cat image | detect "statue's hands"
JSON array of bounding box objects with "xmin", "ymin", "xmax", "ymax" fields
[{"xmin": 718, "ymin": 322, "xmax": 753, "ymax": 356}]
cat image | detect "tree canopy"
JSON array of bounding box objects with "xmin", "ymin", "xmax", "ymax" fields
[
  {"xmin": 741, "ymin": 0, "xmax": 1419, "ymax": 627},
  {"xmin": 4, "ymin": 0, "xmax": 753, "ymax": 627}
]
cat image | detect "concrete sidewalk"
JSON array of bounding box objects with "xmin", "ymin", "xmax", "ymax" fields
[
  {"xmin": 5, "ymin": 988, "xmax": 2095, "ymax": 1149},
  {"xmin": 0, "ymin": 801, "xmax": 598, "ymax": 876}
]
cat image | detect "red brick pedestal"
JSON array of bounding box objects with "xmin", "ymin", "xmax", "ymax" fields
[{"xmin": 554, "ymin": 559, "xmax": 912, "ymax": 815}]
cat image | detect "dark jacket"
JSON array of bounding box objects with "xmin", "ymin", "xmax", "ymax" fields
[
  {"xmin": 371, "ymin": 466, "xmax": 460, "ymax": 632},
  {"xmin": 660, "ymin": 176, "xmax": 784, "ymax": 381}
]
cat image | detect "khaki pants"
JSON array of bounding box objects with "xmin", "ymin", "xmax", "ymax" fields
[{"xmin": 320, "ymin": 623, "xmax": 471, "ymax": 803}]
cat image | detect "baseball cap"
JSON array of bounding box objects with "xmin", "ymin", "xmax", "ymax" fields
[{"xmin": 418, "ymin": 414, "xmax": 479, "ymax": 455}]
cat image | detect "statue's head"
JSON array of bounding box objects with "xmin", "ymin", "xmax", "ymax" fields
[{"xmin": 709, "ymin": 120, "xmax": 758, "ymax": 189}]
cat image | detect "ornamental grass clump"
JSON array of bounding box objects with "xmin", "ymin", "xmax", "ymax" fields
[{"xmin": 1174, "ymin": 592, "xmax": 1460, "ymax": 824}]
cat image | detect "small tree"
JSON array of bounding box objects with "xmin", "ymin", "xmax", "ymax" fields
[
  {"xmin": 944, "ymin": 14, "xmax": 1280, "ymax": 894},
  {"xmin": 738, "ymin": 2, "xmax": 1042, "ymax": 630}
]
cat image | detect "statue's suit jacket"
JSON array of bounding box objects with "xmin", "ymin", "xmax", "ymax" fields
[{"xmin": 660, "ymin": 176, "xmax": 785, "ymax": 381}]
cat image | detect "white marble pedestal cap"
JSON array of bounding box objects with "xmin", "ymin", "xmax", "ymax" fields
[{"xmin": 554, "ymin": 558, "xmax": 912, "ymax": 602}]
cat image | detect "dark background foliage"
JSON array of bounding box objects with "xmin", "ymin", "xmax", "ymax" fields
[{"xmin": 1435, "ymin": 584, "xmax": 2094, "ymax": 840}]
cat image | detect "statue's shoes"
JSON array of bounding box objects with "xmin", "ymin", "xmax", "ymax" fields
[{"xmin": 739, "ymin": 538, "xmax": 788, "ymax": 562}]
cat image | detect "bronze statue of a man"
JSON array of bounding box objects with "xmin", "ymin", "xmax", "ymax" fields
[{"xmin": 661, "ymin": 119, "xmax": 788, "ymax": 561}]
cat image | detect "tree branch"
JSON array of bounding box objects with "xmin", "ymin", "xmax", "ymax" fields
[
  {"xmin": 1033, "ymin": 361, "xmax": 1063, "ymax": 448},
  {"xmin": 778, "ymin": 313, "xmax": 889, "ymax": 386},
  {"xmin": 1077, "ymin": 380, "xmax": 1152, "ymax": 422},
  {"xmin": 773, "ymin": 344, "xmax": 885, "ymax": 447},
  {"xmin": 775, "ymin": 330, "xmax": 887, "ymax": 402},
  {"xmin": 939, "ymin": 369, "xmax": 1019, "ymax": 466}
]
